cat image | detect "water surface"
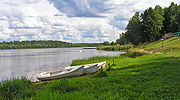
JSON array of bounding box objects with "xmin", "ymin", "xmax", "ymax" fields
[{"xmin": 0, "ymin": 48, "xmax": 124, "ymax": 81}]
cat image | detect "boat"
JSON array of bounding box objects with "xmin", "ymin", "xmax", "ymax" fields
[
  {"xmin": 84, "ymin": 64, "xmax": 98, "ymax": 74},
  {"xmin": 96, "ymin": 61, "xmax": 106, "ymax": 71},
  {"xmin": 37, "ymin": 65, "xmax": 84, "ymax": 81},
  {"xmin": 65, "ymin": 61, "xmax": 106, "ymax": 74},
  {"xmin": 84, "ymin": 61, "xmax": 106, "ymax": 74},
  {"xmin": 37, "ymin": 61, "xmax": 106, "ymax": 81}
]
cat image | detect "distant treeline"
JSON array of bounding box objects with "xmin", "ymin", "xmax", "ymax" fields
[
  {"xmin": 0, "ymin": 40, "xmax": 103, "ymax": 49},
  {"xmin": 116, "ymin": 2, "xmax": 180, "ymax": 45}
]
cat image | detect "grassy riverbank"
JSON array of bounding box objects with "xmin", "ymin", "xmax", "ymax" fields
[
  {"xmin": 0, "ymin": 38, "xmax": 180, "ymax": 100},
  {"xmin": 96, "ymin": 45, "xmax": 134, "ymax": 51},
  {"xmin": 131, "ymin": 37, "xmax": 180, "ymax": 57}
]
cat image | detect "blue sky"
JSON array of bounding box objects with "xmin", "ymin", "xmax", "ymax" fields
[{"xmin": 0, "ymin": 0, "xmax": 179, "ymax": 43}]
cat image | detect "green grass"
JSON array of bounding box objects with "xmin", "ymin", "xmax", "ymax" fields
[
  {"xmin": 131, "ymin": 37, "xmax": 180, "ymax": 57},
  {"xmin": 28, "ymin": 54, "xmax": 180, "ymax": 99},
  {"xmin": 1, "ymin": 53, "xmax": 179, "ymax": 100},
  {"xmin": 30, "ymin": 91, "xmax": 95, "ymax": 100},
  {"xmin": 1, "ymin": 38, "xmax": 180, "ymax": 99},
  {"xmin": 0, "ymin": 78, "xmax": 35, "ymax": 100},
  {"xmin": 71, "ymin": 56, "xmax": 121, "ymax": 66},
  {"xmin": 96, "ymin": 45, "xmax": 134, "ymax": 51}
]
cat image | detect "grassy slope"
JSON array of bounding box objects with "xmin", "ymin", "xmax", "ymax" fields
[
  {"xmin": 0, "ymin": 38, "xmax": 180, "ymax": 100},
  {"xmin": 69, "ymin": 55, "xmax": 180, "ymax": 99},
  {"xmin": 29, "ymin": 54, "xmax": 179, "ymax": 99},
  {"xmin": 131, "ymin": 37, "xmax": 180, "ymax": 57},
  {"xmin": 25, "ymin": 54, "xmax": 180, "ymax": 100}
]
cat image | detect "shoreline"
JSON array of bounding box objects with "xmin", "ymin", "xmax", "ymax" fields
[
  {"xmin": 0, "ymin": 47, "xmax": 97, "ymax": 51},
  {"xmin": 1, "ymin": 38, "xmax": 179, "ymax": 99},
  {"xmin": 1, "ymin": 51, "xmax": 179, "ymax": 99},
  {"xmin": 0, "ymin": 48, "xmax": 124, "ymax": 82}
]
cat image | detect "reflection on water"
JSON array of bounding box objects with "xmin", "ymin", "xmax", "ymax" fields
[{"xmin": 0, "ymin": 48, "xmax": 124, "ymax": 81}]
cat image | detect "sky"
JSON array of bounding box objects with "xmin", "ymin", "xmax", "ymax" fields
[{"xmin": 0, "ymin": 0, "xmax": 179, "ymax": 43}]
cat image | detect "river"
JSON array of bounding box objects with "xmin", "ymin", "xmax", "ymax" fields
[{"xmin": 0, "ymin": 48, "xmax": 124, "ymax": 81}]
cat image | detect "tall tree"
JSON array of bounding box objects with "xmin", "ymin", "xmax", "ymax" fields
[
  {"xmin": 177, "ymin": 4, "xmax": 180, "ymax": 31},
  {"xmin": 125, "ymin": 12, "xmax": 143, "ymax": 45},
  {"xmin": 142, "ymin": 7, "xmax": 164, "ymax": 42},
  {"xmin": 154, "ymin": 5, "xmax": 165, "ymax": 38},
  {"xmin": 163, "ymin": 2, "xmax": 179, "ymax": 33},
  {"xmin": 155, "ymin": 5, "xmax": 164, "ymax": 16}
]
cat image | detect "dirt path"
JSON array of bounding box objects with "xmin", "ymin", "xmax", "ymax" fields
[{"xmin": 135, "ymin": 49, "xmax": 162, "ymax": 55}]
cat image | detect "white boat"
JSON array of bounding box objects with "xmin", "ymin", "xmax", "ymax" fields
[
  {"xmin": 37, "ymin": 65, "xmax": 84, "ymax": 81},
  {"xmin": 84, "ymin": 64, "xmax": 98, "ymax": 74},
  {"xmin": 84, "ymin": 61, "xmax": 106, "ymax": 74},
  {"xmin": 65, "ymin": 61, "xmax": 107, "ymax": 74},
  {"xmin": 96, "ymin": 61, "xmax": 107, "ymax": 71},
  {"xmin": 37, "ymin": 61, "xmax": 106, "ymax": 81}
]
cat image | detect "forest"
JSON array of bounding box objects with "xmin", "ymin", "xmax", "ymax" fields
[
  {"xmin": 116, "ymin": 2, "xmax": 180, "ymax": 45},
  {"xmin": 0, "ymin": 40, "xmax": 102, "ymax": 49}
]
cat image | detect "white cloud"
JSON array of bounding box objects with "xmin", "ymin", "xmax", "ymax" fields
[{"xmin": 0, "ymin": 0, "xmax": 179, "ymax": 42}]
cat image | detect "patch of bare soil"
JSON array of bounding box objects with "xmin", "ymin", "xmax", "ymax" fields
[{"xmin": 135, "ymin": 49, "xmax": 162, "ymax": 55}]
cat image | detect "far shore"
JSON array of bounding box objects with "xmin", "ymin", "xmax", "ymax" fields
[{"xmin": 0, "ymin": 47, "xmax": 97, "ymax": 50}]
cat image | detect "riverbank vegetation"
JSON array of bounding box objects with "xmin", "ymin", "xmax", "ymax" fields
[
  {"xmin": 96, "ymin": 45, "xmax": 134, "ymax": 51},
  {"xmin": 0, "ymin": 40, "xmax": 102, "ymax": 50},
  {"xmin": 0, "ymin": 78, "xmax": 35, "ymax": 100}
]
